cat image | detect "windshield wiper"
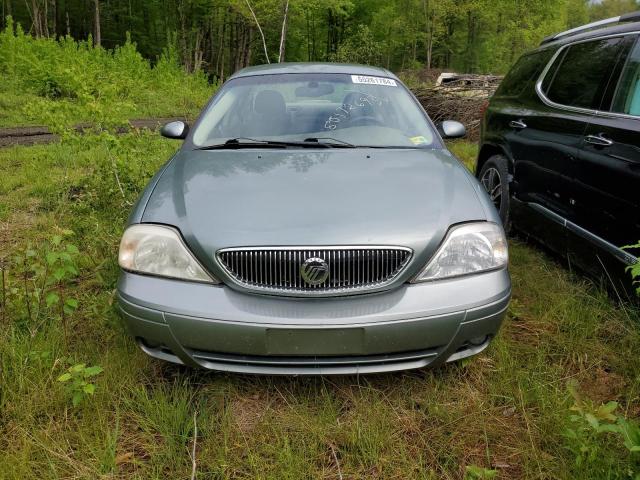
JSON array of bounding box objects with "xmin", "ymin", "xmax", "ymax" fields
[
  {"xmin": 196, "ymin": 138, "xmax": 286, "ymax": 150},
  {"xmin": 303, "ymin": 137, "xmax": 356, "ymax": 148},
  {"xmin": 196, "ymin": 137, "xmax": 355, "ymax": 150}
]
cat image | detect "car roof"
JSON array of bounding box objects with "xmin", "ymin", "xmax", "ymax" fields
[
  {"xmin": 535, "ymin": 20, "xmax": 639, "ymax": 52},
  {"xmin": 229, "ymin": 62, "xmax": 398, "ymax": 80}
]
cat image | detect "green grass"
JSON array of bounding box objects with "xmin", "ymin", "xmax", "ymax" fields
[{"xmin": 1, "ymin": 136, "xmax": 639, "ymax": 479}]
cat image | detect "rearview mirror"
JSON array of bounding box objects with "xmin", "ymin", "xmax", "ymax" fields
[
  {"xmin": 438, "ymin": 120, "xmax": 466, "ymax": 139},
  {"xmin": 295, "ymin": 82, "xmax": 335, "ymax": 97},
  {"xmin": 160, "ymin": 121, "xmax": 189, "ymax": 140}
]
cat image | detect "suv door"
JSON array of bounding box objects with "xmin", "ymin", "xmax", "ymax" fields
[
  {"xmin": 504, "ymin": 49, "xmax": 584, "ymax": 223},
  {"xmin": 575, "ymin": 34, "xmax": 640, "ymax": 252},
  {"xmin": 518, "ymin": 36, "xmax": 628, "ymax": 222}
]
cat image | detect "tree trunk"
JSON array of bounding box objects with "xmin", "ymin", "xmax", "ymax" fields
[
  {"xmin": 244, "ymin": 0, "xmax": 269, "ymax": 64},
  {"xmin": 244, "ymin": 26, "xmax": 252, "ymax": 67},
  {"xmin": 50, "ymin": 0, "xmax": 56, "ymax": 38},
  {"xmin": 2, "ymin": 0, "xmax": 12, "ymax": 30},
  {"xmin": 193, "ymin": 31, "xmax": 203, "ymax": 72},
  {"xmin": 445, "ymin": 19, "xmax": 454, "ymax": 68},
  {"xmin": 229, "ymin": 15, "xmax": 236, "ymax": 73},
  {"xmin": 278, "ymin": 0, "xmax": 289, "ymax": 63},
  {"xmin": 178, "ymin": 0, "xmax": 190, "ymax": 71},
  {"xmin": 311, "ymin": 14, "xmax": 316, "ymax": 60},
  {"xmin": 211, "ymin": 8, "xmax": 220, "ymax": 75},
  {"xmin": 94, "ymin": 0, "xmax": 101, "ymax": 46},
  {"xmin": 235, "ymin": 21, "xmax": 247, "ymax": 71},
  {"xmin": 305, "ymin": 9, "xmax": 310, "ymax": 61},
  {"xmin": 326, "ymin": 9, "xmax": 332, "ymax": 58},
  {"xmin": 29, "ymin": 1, "xmax": 41, "ymax": 37},
  {"xmin": 42, "ymin": 0, "xmax": 49, "ymax": 37},
  {"xmin": 215, "ymin": 8, "xmax": 228, "ymax": 81},
  {"xmin": 219, "ymin": 9, "xmax": 228, "ymax": 81},
  {"xmin": 465, "ymin": 11, "xmax": 478, "ymax": 72}
]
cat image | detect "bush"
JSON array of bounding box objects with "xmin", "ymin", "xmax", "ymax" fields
[{"xmin": 0, "ymin": 18, "xmax": 214, "ymax": 128}]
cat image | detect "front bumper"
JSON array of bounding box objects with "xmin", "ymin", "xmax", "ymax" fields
[{"xmin": 117, "ymin": 269, "xmax": 511, "ymax": 375}]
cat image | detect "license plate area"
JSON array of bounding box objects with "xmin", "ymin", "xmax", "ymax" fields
[{"xmin": 266, "ymin": 328, "xmax": 365, "ymax": 355}]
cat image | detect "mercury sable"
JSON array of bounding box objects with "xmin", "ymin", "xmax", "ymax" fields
[{"xmin": 116, "ymin": 63, "xmax": 511, "ymax": 374}]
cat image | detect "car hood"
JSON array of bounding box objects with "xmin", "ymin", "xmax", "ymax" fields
[{"xmin": 141, "ymin": 148, "xmax": 490, "ymax": 280}]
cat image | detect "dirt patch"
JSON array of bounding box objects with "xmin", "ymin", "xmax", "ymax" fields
[
  {"xmin": 0, "ymin": 117, "xmax": 188, "ymax": 148},
  {"xmin": 0, "ymin": 200, "xmax": 40, "ymax": 258},
  {"xmin": 578, "ymin": 366, "xmax": 626, "ymax": 404},
  {"xmin": 502, "ymin": 296, "xmax": 559, "ymax": 348},
  {"xmin": 230, "ymin": 392, "xmax": 269, "ymax": 434}
]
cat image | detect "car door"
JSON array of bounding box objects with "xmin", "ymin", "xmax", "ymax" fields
[
  {"xmin": 506, "ymin": 47, "xmax": 589, "ymax": 223},
  {"xmin": 575, "ymin": 34, "xmax": 640, "ymax": 251},
  {"xmin": 512, "ymin": 36, "xmax": 628, "ymax": 224}
]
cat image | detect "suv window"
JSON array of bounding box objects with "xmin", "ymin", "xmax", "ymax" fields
[
  {"xmin": 495, "ymin": 50, "xmax": 553, "ymax": 97},
  {"xmin": 612, "ymin": 37, "xmax": 640, "ymax": 116},
  {"xmin": 543, "ymin": 37, "xmax": 625, "ymax": 110}
]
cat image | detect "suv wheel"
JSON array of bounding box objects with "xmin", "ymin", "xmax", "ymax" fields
[{"xmin": 479, "ymin": 155, "xmax": 510, "ymax": 231}]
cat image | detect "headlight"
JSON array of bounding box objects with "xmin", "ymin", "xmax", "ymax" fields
[
  {"xmin": 118, "ymin": 224, "xmax": 218, "ymax": 283},
  {"xmin": 412, "ymin": 222, "xmax": 508, "ymax": 282}
]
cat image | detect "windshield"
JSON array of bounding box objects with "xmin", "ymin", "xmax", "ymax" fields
[{"xmin": 191, "ymin": 73, "xmax": 439, "ymax": 149}]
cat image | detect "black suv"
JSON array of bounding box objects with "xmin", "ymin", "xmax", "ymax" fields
[{"xmin": 477, "ymin": 12, "xmax": 640, "ymax": 296}]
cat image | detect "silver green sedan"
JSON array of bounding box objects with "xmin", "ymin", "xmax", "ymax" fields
[{"xmin": 117, "ymin": 63, "xmax": 511, "ymax": 375}]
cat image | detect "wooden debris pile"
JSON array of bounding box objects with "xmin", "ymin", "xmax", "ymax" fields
[{"xmin": 413, "ymin": 73, "xmax": 503, "ymax": 141}]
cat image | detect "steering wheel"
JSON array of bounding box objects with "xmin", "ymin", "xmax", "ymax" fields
[{"xmin": 346, "ymin": 116, "xmax": 385, "ymax": 127}]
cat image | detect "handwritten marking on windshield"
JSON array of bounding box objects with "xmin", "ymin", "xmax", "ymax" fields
[{"xmin": 324, "ymin": 93, "xmax": 384, "ymax": 130}]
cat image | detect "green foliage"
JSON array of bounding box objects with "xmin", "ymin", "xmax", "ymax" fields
[
  {"xmin": 330, "ymin": 24, "xmax": 382, "ymax": 65},
  {"xmin": 465, "ymin": 465, "xmax": 498, "ymax": 479},
  {"xmin": 5, "ymin": 230, "xmax": 80, "ymax": 334},
  {"xmin": 565, "ymin": 382, "xmax": 640, "ymax": 476},
  {"xmin": 623, "ymin": 242, "xmax": 640, "ymax": 295},
  {"xmin": 57, "ymin": 363, "xmax": 104, "ymax": 407},
  {"xmin": 2, "ymin": 0, "xmax": 635, "ymax": 96},
  {"xmin": 76, "ymin": 132, "xmax": 173, "ymax": 214},
  {"xmin": 0, "ymin": 17, "xmax": 213, "ymax": 128}
]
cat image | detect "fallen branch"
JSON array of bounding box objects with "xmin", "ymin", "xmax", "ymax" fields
[
  {"xmin": 190, "ymin": 411, "xmax": 198, "ymax": 480},
  {"xmin": 330, "ymin": 443, "xmax": 343, "ymax": 480}
]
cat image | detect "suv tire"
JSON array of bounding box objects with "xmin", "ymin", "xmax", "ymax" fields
[{"xmin": 479, "ymin": 155, "xmax": 511, "ymax": 232}]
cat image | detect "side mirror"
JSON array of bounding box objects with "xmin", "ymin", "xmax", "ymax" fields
[
  {"xmin": 438, "ymin": 120, "xmax": 466, "ymax": 139},
  {"xmin": 160, "ymin": 121, "xmax": 189, "ymax": 140}
]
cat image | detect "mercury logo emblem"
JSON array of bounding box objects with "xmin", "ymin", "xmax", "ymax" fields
[{"xmin": 300, "ymin": 257, "xmax": 330, "ymax": 285}]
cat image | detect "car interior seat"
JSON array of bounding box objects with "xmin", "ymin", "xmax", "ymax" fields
[{"xmin": 250, "ymin": 90, "xmax": 290, "ymax": 136}]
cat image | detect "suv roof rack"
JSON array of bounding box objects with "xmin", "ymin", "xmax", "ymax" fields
[{"xmin": 540, "ymin": 11, "xmax": 640, "ymax": 46}]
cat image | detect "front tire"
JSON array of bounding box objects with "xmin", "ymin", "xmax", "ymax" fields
[{"xmin": 479, "ymin": 155, "xmax": 511, "ymax": 232}]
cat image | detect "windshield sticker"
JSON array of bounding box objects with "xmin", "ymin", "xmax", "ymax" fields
[
  {"xmin": 409, "ymin": 136, "xmax": 428, "ymax": 145},
  {"xmin": 351, "ymin": 75, "xmax": 397, "ymax": 87}
]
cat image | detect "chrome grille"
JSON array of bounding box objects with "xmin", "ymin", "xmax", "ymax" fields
[{"xmin": 217, "ymin": 247, "xmax": 412, "ymax": 295}]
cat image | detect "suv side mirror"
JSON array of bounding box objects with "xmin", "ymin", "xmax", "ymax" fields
[
  {"xmin": 160, "ymin": 121, "xmax": 189, "ymax": 140},
  {"xmin": 438, "ymin": 120, "xmax": 466, "ymax": 139}
]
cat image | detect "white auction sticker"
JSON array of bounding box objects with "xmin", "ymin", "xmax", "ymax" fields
[{"xmin": 351, "ymin": 75, "xmax": 397, "ymax": 87}]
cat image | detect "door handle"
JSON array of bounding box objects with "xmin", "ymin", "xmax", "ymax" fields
[
  {"xmin": 509, "ymin": 119, "xmax": 527, "ymax": 129},
  {"xmin": 584, "ymin": 134, "xmax": 614, "ymax": 147}
]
